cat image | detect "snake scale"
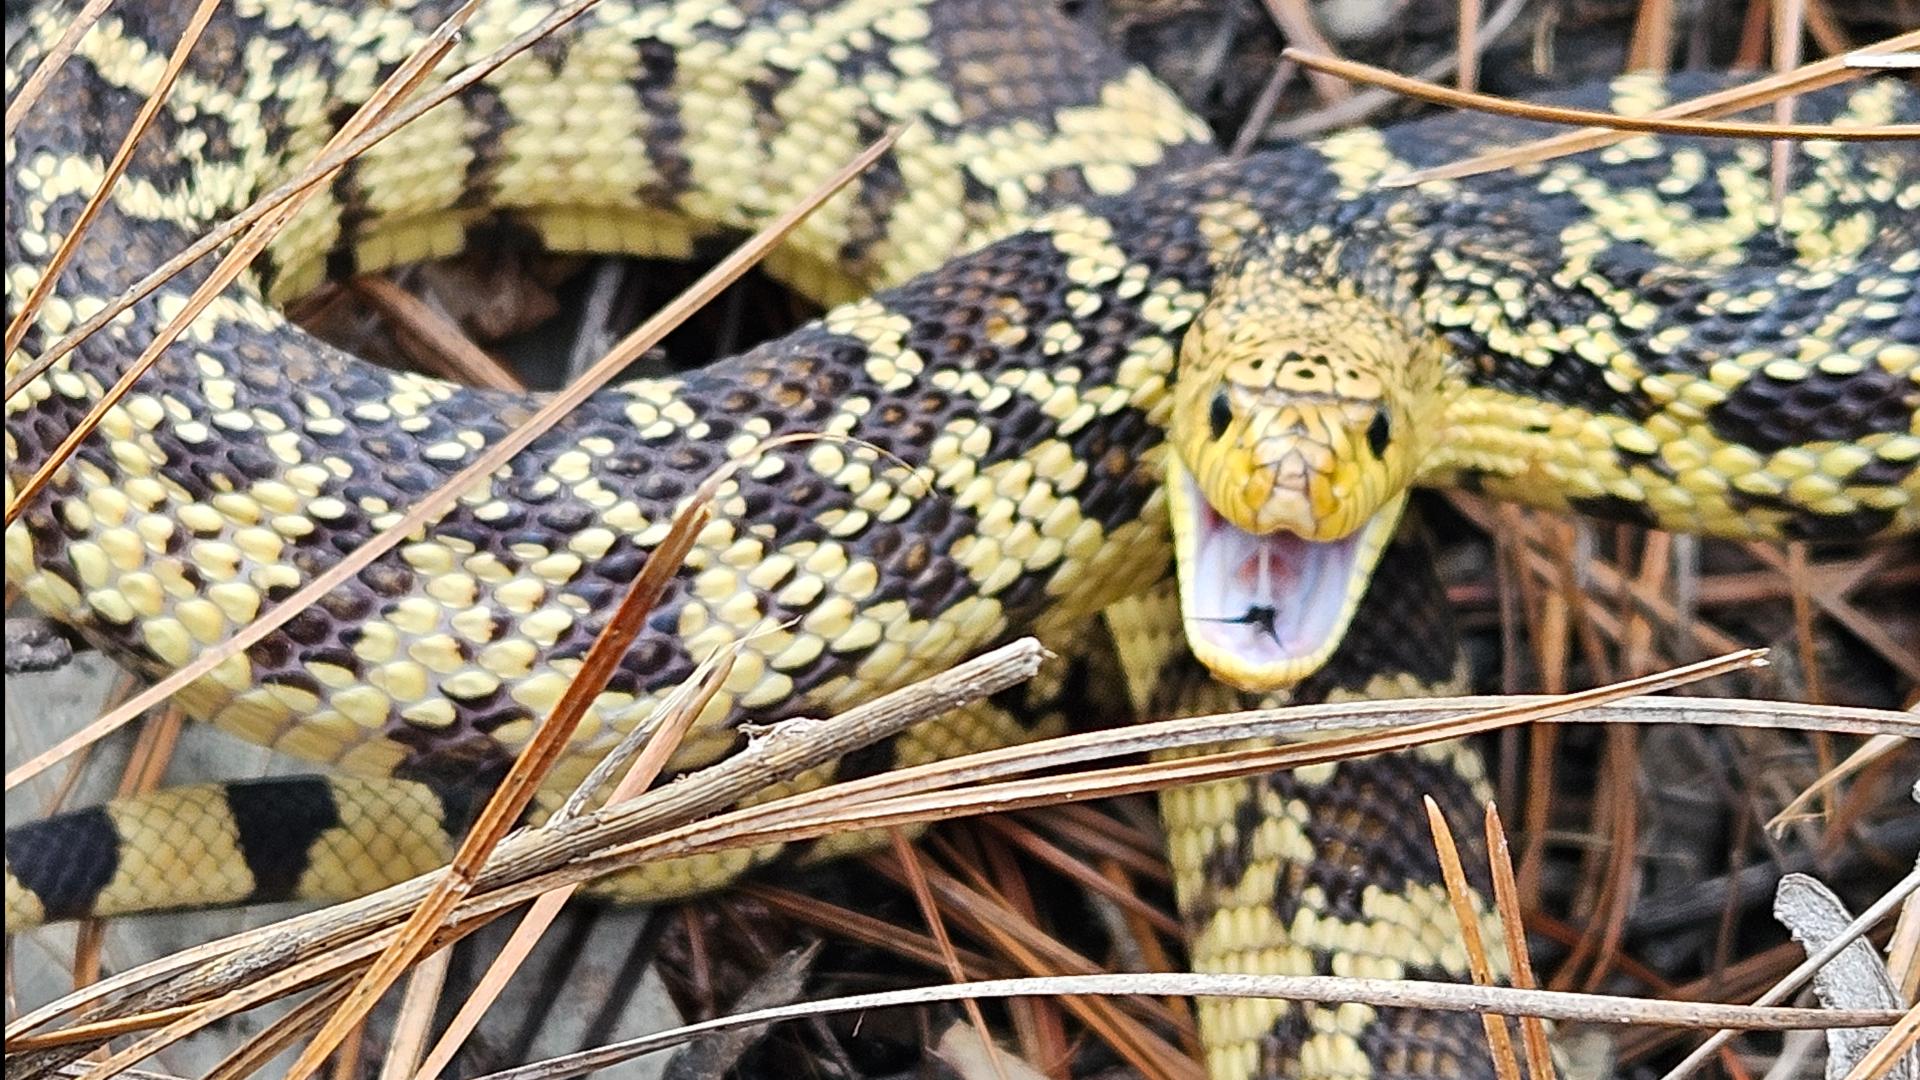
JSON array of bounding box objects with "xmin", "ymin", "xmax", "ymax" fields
[{"xmin": 5, "ymin": 0, "xmax": 1917, "ymax": 1076}]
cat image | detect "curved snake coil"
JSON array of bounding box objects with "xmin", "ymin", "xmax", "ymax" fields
[{"xmin": 5, "ymin": 0, "xmax": 1917, "ymax": 1077}]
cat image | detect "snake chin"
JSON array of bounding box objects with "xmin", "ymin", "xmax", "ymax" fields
[{"xmin": 1170, "ymin": 460, "xmax": 1407, "ymax": 692}]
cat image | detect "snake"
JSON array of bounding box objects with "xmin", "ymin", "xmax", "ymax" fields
[{"xmin": 5, "ymin": 0, "xmax": 1917, "ymax": 1076}]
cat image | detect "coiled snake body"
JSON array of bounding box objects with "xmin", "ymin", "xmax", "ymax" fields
[{"xmin": 5, "ymin": 1, "xmax": 1916, "ymax": 1077}]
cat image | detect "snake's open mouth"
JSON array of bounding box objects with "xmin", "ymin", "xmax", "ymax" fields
[{"xmin": 1169, "ymin": 462, "xmax": 1406, "ymax": 692}]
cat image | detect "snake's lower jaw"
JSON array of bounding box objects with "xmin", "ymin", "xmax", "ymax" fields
[{"xmin": 1170, "ymin": 461, "xmax": 1408, "ymax": 692}]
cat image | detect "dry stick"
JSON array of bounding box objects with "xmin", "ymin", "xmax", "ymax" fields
[
  {"xmin": 2, "ymin": 0, "xmax": 608, "ymax": 402},
  {"xmin": 1383, "ymin": 27, "xmax": 1920, "ymax": 183},
  {"xmin": 408, "ymin": 649, "xmax": 736, "ymax": 1080},
  {"xmin": 1282, "ymin": 47, "xmax": 1920, "ymax": 143},
  {"xmin": 0, "ymin": 122, "xmax": 903, "ymax": 793},
  {"xmin": 5, "ymin": 639, "xmax": 1051, "ymax": 1067},
  {"xmin": 1424, "ymin": 798, "xmax": 1523, "ymax": 1080},
  {"xmin": 1485, "ymin": 807, "xmax": 1557, "ymax": 1080},
  {"xmin": 3, "ymin": 0, "xmax": 223, "ymax": 359},
  {"xmin": 467, "ymin": 974, "xmax": 1906, "ymax": 1080},
  {"xmin": 3, "ymin": 0, "xmax": 480, "ymax": 527},
  {"xmin": 1656, "ymin": 865, "xmax": 1920, "ymax": 1080},
  {"xmin": 2, "ymin": 0, "xmax": 116, "ymax": 138}
]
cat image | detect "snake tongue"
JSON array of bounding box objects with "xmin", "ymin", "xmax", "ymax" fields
[{"xmin": 1169, "ymin": 461, "xmax": 1405, "ymax": 692}]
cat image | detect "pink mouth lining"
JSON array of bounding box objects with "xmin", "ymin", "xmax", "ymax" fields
[{"xmin": 1182, "ymin": 492, "xmax": 1362, "ymax": 674}]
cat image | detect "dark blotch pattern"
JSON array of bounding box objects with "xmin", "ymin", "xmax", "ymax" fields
[
  {"xmin": 225, "ymin": 776, "xmax": 343, "ymax": 902},
  {"xmin": 6, "ymin": 807, "xmax": 121, "ymax": 922}
]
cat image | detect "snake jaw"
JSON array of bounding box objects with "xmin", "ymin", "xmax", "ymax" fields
[{"xmin": 1169, "ymin": 459, "xmax": 1407, "ymax": 692}]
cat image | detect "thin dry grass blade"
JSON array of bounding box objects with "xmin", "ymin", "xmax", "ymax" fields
[
  {"xmin": 981, "ymin": 818, "xmax": 1183, "ymax": 938},
  {"xmin": 3, "ymin": 0, "xmax": 222, "ymax": 360},
  {"xmin": 742, "ymin": 885, "xmax": 998, "ymax": 978},
  {"xmin": 2, "ymin": 0, "xmax": 116, "ymax": 138},
  {"xmin": 466, "ymin": 973, "xmax": 1906, "ymax": 1080},
  {"xmin": 1423, "ymin": 798, "xmax": 1523, "ymax": 1080},
  {"xmin": 1485, "ymin": 806, "xmax": 1557, "ymax": 1080},
  {"xmin": 6, "ymin": 1006, "xmax": 197, "ymax": 1053},
  {"xmin": 867, "ymin": 856, "xmax": 1201, "ymax": 1080},
  {"xmin": 379, "ymin": 952, "xmax": 450, "ymax": 1080},
  {"xmin": 1889, "ymin": 872, "xmax": 1920, "ymax": 1005},
  {"xmin": 1626, "ymin": 0, "xmax": 1675, "ymax": 72},
  {"xmin": 1571, "ymin": 727, "xmax": 1640, "ymax": 994},
  {"xmin": 0, "ymin": 124, "xmax": 903, "ymax": 792},
  {"xmin": 1229, "ymin": 58, "xmax": 1299, "ymax": 157}
]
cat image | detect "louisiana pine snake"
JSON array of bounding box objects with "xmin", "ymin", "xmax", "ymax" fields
[{"xmin": 4, "ymin": 1, "xmax": 1916, "ymax": 1077}]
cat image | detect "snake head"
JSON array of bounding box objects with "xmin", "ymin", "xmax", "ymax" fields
[{"xmin": 1169, "ymin": 256, "xmax": 1444, "ymax": 691}]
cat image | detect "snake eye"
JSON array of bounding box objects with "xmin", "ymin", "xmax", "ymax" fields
[
  {"xmin": 1208, "ymin": 390, "xmax": 1233, "ymax": 440},
  {"xmin": 1366, "ymin": 411, "xmax": 1392, "ymax": 458}
]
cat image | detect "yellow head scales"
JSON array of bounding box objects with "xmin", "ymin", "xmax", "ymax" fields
[{"xmin": 1168, "ymin": 249, "xmax": 1451, "ymax": 691}]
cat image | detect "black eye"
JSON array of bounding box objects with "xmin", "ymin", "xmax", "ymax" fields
[
  {"xmin": 1208, "ymin": 391, "xmax": 1233, "ymax": 440},
  {"xmin": 1366, "ymin": 411, "xmax": 1392, "ymax": 458}
]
